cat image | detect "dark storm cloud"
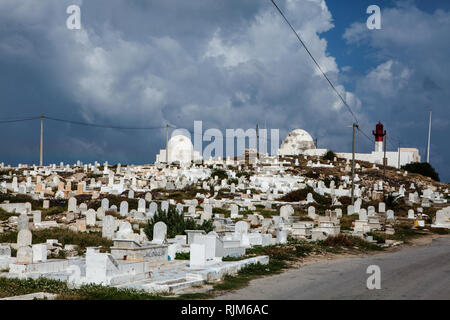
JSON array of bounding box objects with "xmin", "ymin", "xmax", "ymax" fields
[{"xmin": 1, "ymin": 0, "xmax": 447, "ymax": 181}]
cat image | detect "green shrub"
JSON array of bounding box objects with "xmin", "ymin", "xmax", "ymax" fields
[
  {"xmin": 175, "ymin": 252, "xmax": 190, "ymax": 260},
  {"xmin": 0, "ymin": 229, "xmax": 112, "ymax": 253},
  {"xmin": 144, "ymin": 206, "xmax": 214, "ymax": 240},
  {"xmin": 401, "ymin": 162, "xmax": 440, "ymax": 181},
  {"xmin": 320, "ymin": 234, "xmax": 382, "ymax": 251},
  {"xmin": 0, "ymin": 207, "xmax": 18, "ymax": 221},
  {"xmin": 0, "ymin": 277, "xmax": 165, "ymax": 300},
  {"xmin": 323, "ymin": 150, "xmax": 336, "ymax": 161},
  {"xmin": 211, "ymin": 169, "xmax": 228, "ymax": 181}
]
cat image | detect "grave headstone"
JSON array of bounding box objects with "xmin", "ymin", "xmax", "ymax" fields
[
  {"xmin": 120, "ymin": 201, "xmax": 129, "ymax": 217},
  {"xmin": 68, "ymin": 197, "xmax": 77, "ymax": 212},
  {"xmin": 386, "ymin": 210, "xmax": 395, "ymax": 220},
  {"xmin": 138, "ymin": 199, "xmax": 146, "ymax": 213},
  {"xmin": 16, "ymin": 246, "xmax": 33, "ymax": 264},
  {"xmin": 32, "ymin": 244, "xmax": 47, "ymax": 263},
  {"xmin": 18, "ymin": 214, "xmax": 29, "ymax": 231},
  {"xmin": 96, "ymin": 207, "xmax": 105, "ymax": 220},
  {"xmin": 86, "ymin": 209, "xmax": 96, "ymax": 226},
  {"xmin": 149, "ymin": 202, "xmax": 158, "ymax": 214},
  {"xmin": 161, "ymin": 201, "xmax": 169, "ymax": 212},
  {"xmin": 33, "ymin": 211, "xmax": 41, "ymax": 224},
  {"xmin": 152, "ymin": 221, "xmax": 167, "ymax": 244},
  {"xmin": 308, "ymin": 206, "xmax": 316, "ymax": 219},
  {"xmin": 101, "ymin": 198, "xmax": 109, "ymax": 210},
  {"xmin": 102, "ymin": 216, "xmax": 116, "ymax": 240},
  {"xmin": 17, "ymin": 229, "xmax": 32, "ymax": 247},
  {"xmin": 235, "ymin": 221, "xmax": 248, "ymax": 234}
]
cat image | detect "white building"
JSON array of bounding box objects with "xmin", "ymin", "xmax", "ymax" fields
[
  {"xmin": 156, "ymin": 135, "xmax": 202, "ymax": 165},
  {"xmin": 278, "ymin": 129, "xmax": 327, "ymax": 157},
  {"xmin": 336, "ymin": 148, "xmax": 420, "ymax": 169},
  {"xmin": 278, "ymin": 124, "xmax": 420, "ymax": 168}
]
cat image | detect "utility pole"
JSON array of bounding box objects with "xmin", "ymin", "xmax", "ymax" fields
[
  {"xmin": 384, "ymin": 134, "xmax": 387, "ymax": 177},
  {"xmin": 426, "ymin": 109, "xmax": 432, "ymax": 163},
  {"xmin": 256, "ymin": 124, "xmax": 259, "ymax": 160},
  {"xmin": 40, "ymin": 114, "xmax": 44, "ymax": 167},
  {"xmin": 398, "ymin": 142, "xmax": 401, "ymax": 169},
  {"xmin": 165, "ymin": 124, "xmax": 169, "ymax": 165},
  {"xmin": 351, "ymin": 123, "xmax": 358, "ymax": 205}
]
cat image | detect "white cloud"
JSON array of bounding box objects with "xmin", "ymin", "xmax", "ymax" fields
[{"xmin": 344, "ymin": 2, "xmax": 450, "ymax": 180}]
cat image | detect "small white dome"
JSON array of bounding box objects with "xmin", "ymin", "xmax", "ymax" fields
[
  {"xmin": 168, "ymin": 135, "xmax": 194, "ymax": 152},
  {"xmin": 168, "ymin": 135, "xmax": 194, "ymax": 164},
  {"xmin": 279, "ymin": 129, "xmax": 316, "ymax": 156}
]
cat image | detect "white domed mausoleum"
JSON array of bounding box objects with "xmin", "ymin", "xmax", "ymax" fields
[
  {"xmin": 156, "ymin": 135, "xmax": 202, "ymax": 165},
  {"xmin": 278, "ymin": 129, "xmax": 327, "ymax": 157},
  {"xmin": 277, "ymin": 124, "xmax": 420, "ymax": 168}
]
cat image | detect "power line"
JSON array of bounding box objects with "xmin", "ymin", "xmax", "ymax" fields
[
  {"xmin": 43, "ymin": 116, "xmax": 167, "ymax": 130},
  {"xmin": 270, "ymin": 0, "xmax": 359, "ymax": 125},
  {"xmin": 0, "ymin": 116, "xmax": 41, "ymax": 124},
  {"xmin": 0, "ymin": 115, "xmax": 170, "ymax": 130}
]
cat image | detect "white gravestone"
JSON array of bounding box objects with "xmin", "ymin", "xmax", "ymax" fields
[
  {"xmin": 32, "ymin": 244, "xmax": 47, "ymax": 263},
  {"xmin": 86, "ymin": 209, "xmax": 96, "ymax": 226},
  {"xmin": 101, "ymin": 198, "xmax": 109, "ymax": 210},
  {"xmin": 18, "ymin": 214, "xmax": 29, "ymax": 231},
  {"xmin": 17, "ymin": 229, "xmax": 32, "ymax": 247},
  {"xmin": 138, "ymin": 199, "xmax": 146, "ymax": 213},
  {"xmin": 120, "ymin": 201, "xmax": 129, "ymax": 217},
  {"xmin": 68, "ymin": 197, "xmax": 77, "ymax": 212},
  {"xmin": 152, "ymin": 221, "xmax": 167, "ymax": 244},
  {"xmin": 161, "ymin": 201, "xmax": 169, "ymax": 212},
  {"xmin": 102, "ymin": 216, "xmax": 116, "ymax": 240}
]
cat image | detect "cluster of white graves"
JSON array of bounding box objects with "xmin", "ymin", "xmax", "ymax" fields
[
  {"xmin": 1, "ymin": 158, "xmax": 449, "ymax": 294},
  {"xmin": 0, "ymin": 218, "xmax": 272, "ymax": 292}
]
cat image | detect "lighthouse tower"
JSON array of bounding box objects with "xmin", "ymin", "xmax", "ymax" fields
[{"xmin": 372, "ymin": 122, "xmax": 386, "ymax": 152}]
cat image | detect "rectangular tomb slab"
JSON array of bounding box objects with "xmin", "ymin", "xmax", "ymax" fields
[{"xmin": 110, "ymin": 243, "xmax": 168, "ymax": 262}]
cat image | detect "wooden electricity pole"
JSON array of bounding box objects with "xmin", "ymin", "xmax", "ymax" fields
[
  {"xmin": 426, "ymin": 109, "xmax": 432, "ymax": 163},
  {"xmin": 384, "ymin": 134, "xmax": 387, "ymax": 178},
  {"xmin": 256, "ymin": 124, "xmax": 259, "ymax": 160},
  {"xmin": 398, "ymin": 142, "xmax": 401, "ymax": 169},
  {"xmin": 40, "ymin": 115, "xmax": 44, "ymax": 166},
  {"xmin": 351, "ymin": 123, "xmax": 358, "ymax": 205}
]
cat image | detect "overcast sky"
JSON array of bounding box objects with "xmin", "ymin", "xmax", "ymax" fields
[{"xmin": 0, "ymin": 0, "xmax": 449, "ymax": 181}]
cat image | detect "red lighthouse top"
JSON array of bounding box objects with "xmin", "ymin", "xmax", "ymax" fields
[{"xmin": 372, "ymin": 122, "xmax": 386, "ymax": 142}]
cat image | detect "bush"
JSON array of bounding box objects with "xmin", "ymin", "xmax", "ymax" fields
[
  {"xmin": 211, "ymin": 169, "xmax": 228, "ymax": 181},
  {"xmin": 278, "ymin": 186, "xmax": 332, "ymax": 209},
  {"xmin": 0, "ymin": 229, "xmax": 112, "ymax": 253},
  {"xmin": 321, "ymin": 234, "xmax": 382, "ymax": 251},
  {"xmin": 236, "ymin": 171, "xmax": 253, "ymax": 180},
  {"xmin": 0, "ymin": 207, "xmax": 18, "ymax": 221},
  {"xmin": 175, "ymin": 252, "xmax": 190, "ymax": 260},
  {"xmin": 278, "ymin": 186, "xmax": 313, "ymax": 202},
  {"xmin": 401, "ymin": 162, "xmax": 440, "ymax": 181},
  {"xmin": 323, "ymin": 150, "xmax": 336, "ymax": 161},
  {"xmin": 0, "ymin": 277, "xmax": 165, "ymax": 300},
  {"xmin": 144, "ymin": 206, "xmax": 214, "ymax": 240}
]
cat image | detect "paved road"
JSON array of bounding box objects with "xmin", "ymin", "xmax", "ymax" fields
[{"xmin": 216, "ymin": 237, "xmax": 450, "ymax": 300}]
